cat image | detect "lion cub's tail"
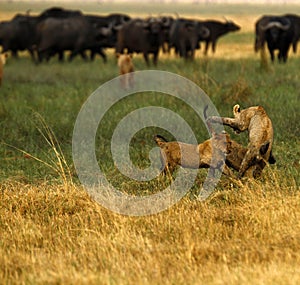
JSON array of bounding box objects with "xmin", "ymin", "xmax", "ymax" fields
[
  {"xmin": 268, "ymin": 151, "xmax": 276, "ymax": 164},
  {"xmin": 259, "ymin": 141, "xmax": 276, "ymax": 164},
  {"xmin": 203, "ymin": 105, "xmax": 216, "ymax": 135},
  {"xmin": 154, "ymin": 135, "xmax": 168, "ymax": 146}
]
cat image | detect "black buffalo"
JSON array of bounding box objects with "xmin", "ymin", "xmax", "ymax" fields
[
  {"xmin": 36, "ymin": 16, "xmax": 113, "ymax": 62},
  {"xmin": 0, "ymin": 14, "xmax": 39, "ymax": 59},
  {"xmin": 200, "ymin": 19, "xmax": 240, "ymax": 55},
  {"xmin": 157, "ymin": 15, "xmax": 175, "ymax": 53},
  {"xmin": 255, "ymin": 16, "xmax": 294, "ymax": 63},
  {"xmin": 0, "ymin": 7, "xmax": 84, "ymax": 61},
  {"xmin": 169, "ymin": 18, "xmax": 210, "ymax": 59},
  {"xmin": 116, "ymin": 17, "xmax": 170, "ymax": 65},
  {"xmin": 84, "ymin": 13, "xmax": 131, "ymax": 61}
]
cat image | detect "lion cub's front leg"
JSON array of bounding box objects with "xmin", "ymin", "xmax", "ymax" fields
[
  {"xmin": 207, "ymin": 105, "xmax": 249, "ymax": 134},
  {"xmin": 208, "ymin": 116, "xmax": 244, "ymax": 134}
]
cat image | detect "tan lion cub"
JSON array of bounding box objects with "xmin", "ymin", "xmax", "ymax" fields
[
  {"xmin": 154, "ymin": 132, "xmax": 232, "ymax": 176},
  {"xmin": 207, "ymin": 104, "xmax": 274, "ymax": 178},
  {"xmin": 226, "ymin": 138, "xmax": 275, "ymax": 178},
  {"xmin": 117, "ymin": 53, "xmax": 134, "ymax": 89},
  {"xmin": 154, "ymin": 132, "xmax": 275, "ymax": 178},
  {"xmin": 0, "ymin": 53, "xmax": 8, "ymax": 86}
]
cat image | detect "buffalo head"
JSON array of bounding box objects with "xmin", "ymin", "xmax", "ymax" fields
[
  {"xmin": 223, "ymin": 18, "xmax": 241, "ymax": 32},
  {"xmin": 142, "ymin": 17, "xmax": 164, "ymax": 34},
  {"xmin": 259, "ymin": 18, "xmax": 291, "ymax": 45}
]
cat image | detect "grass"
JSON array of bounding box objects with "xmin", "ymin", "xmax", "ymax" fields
[
  {"xmin": 0, "ymin": 2, "xmax": 300, "ymax": 284},
  {"xmin": 1, "ymin": 180, "xmax": 300, "ymax": 284}
]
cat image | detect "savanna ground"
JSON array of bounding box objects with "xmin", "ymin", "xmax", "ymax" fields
[{"xmin": 0, "ymin": 1, "xmax": 300, "ymax": 284}]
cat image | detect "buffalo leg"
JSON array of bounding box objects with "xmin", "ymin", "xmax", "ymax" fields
[
  {"xmin": 153, "ymin": 51, "xmax": 159, "ymax": 66},
  {"xmin": 281, "ymin": 45, "xmax": 289, "ymax": 63},
  {"xmin": 204, "ymin": 41, "xmax": 209, "ymax": 55},
  {"xmin": 28, "ymin": 48, "xmax": 36, "ymax": 62},
  {"xmin": 93, "ymin": 48, "xmax": 107, "ymax": 63},
  {"xmin": 37, "ymin": 49, "xmax": 47, "ymax": 63},
  {"xmin": 69, "ymin": 50, "xmax": 86, "ymax": 61},
  {"xmin": 58, "ymin": 51, "xmax": 64, "ymax": 62},
  {"xmin": 269, "ymin": 48, "xmax": 275, "ymax": 62},
  {"xmin": 11, "ymin": 50, "xmax": 18, "ymax": 58},
  {"xmin": 143, "ymin": 53, "xmax": 150, "ymax": 66},
  {"xmin": 212, "ymin": 41, "xmax": 217, "ymax": 53},
  {"xmin": 189, "ymin": 49, "xmax": 195, "ymax": 60},
  {"xmin": 292, "ymin": 41, "xmax": 298, "ymax": 53},
  {"xmin": 179, "ymin": 41, "xmax": 187, "ymax": 59}
]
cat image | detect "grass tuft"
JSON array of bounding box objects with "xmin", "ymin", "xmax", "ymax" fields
[{"xmin": 4, "ymin": 112, "xmax": 73, "ymax": 188}]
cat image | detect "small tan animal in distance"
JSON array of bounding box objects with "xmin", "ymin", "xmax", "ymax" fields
[
  {"xmin": 0, "ymin": 53, "xmax": 8, "ymax": 86},
  {"xmin": 207, "ymin": 104, "xmax": 275, "ymax": 178},
  {"xmin": 117, "ymin": 53, "xmax": 134, "ymax": 89}
]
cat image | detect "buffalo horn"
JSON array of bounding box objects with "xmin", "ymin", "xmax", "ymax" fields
[{"xmin": 260, "ymin": 20, "xmax": 291, "ymax": 31}]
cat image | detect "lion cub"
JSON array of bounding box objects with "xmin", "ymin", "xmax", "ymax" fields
[
  {"xmin": 226, "ymin": 138, "xmax": 275, "ymax": 178},
  {"xmin": 0, "ymin": 53, "xmax": 8, "ymax": 86},
  {"xmin": 117, "ymin": 53, "xmax": 134, "ymax": 89},
  {"xmin": 207, "ymin": 104, "xmax": 275, "ymax": 178},
  {"xmin": 154, "ymin": 132, "xmax": 231, "ymax": 176},
  {"xmin": 154, "ymin": 132, "xmax": 274, "ymax": 178}
]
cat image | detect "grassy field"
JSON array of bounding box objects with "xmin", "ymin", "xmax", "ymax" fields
[{"xmin": 1, "ymin": 1, "xmax": 300, "ymax": 284}]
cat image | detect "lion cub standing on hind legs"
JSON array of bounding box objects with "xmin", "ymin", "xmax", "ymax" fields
[
  {"xmin": 117, "ymin": 53, "xmax": 134, "ymax": 89},
  {"xmin": 207, "ymin": 104, "xmax": 276, "ymax": 178}
]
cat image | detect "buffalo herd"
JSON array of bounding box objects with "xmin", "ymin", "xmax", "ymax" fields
[{"xmin": 0, "ymin": 7, "xmax": 299, "ymax": 64}]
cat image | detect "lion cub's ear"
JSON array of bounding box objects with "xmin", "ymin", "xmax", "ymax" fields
[{"xmin": 233, "ymin": 104, "xmax": 241, "ymax": 115}]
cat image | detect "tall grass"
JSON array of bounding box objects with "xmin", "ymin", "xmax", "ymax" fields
[
  {"xmin": 0, "ymin": 176, "xmax": 299, "ymax": 284},
  {"xmin": 4, "ymin": 111, "xmax": 74, "ymax": 188},
  {"xmin": 0, "ymin": 2, "xmax": 300, "ymax": 284}
]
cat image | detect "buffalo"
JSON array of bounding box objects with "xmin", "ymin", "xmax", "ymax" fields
[
  {"xmin": 200, "ymin": 19, "xmax": 241, "ymax": 55},
  {"xmin": 116, "ymin": 17, "xmax": 171, "ymax": 65},
  {"xmin": 84, "ymin": 13, "xmax": 131, "ymax": 61},
  {"xmin": 36, "ymin": 16, "xmax": 114, "ymax": 62},
  {"xmin": 0, "ymin": 7, "xmax": 84, "ymax": 61},
  {"xmin": 255, "ymin": 15, "xmax": 294, "ymax": 63},
  {"xmin": 156, "ymin": 15, "xmax": 175, "ymax": 54},
  {"xmin": 0, "ymin": 14, "xmax": 39, "ymax": 59},
  {"xmin": 169, "ymin": 18, "xmax": 210, "ymax": 59},
  {"xmin": 0, "ymin": 8, "xmax": 130, "ymax": 63}
]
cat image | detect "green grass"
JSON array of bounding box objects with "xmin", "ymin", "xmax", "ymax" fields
[{"xmin": 1, "ymin": 52, "xmax": 299, "ymax": 185}]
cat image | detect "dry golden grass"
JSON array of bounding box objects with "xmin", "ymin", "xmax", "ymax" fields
[{"xmin": 1, "ymin": 173, "xmax": 300, "ymax": 284}]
